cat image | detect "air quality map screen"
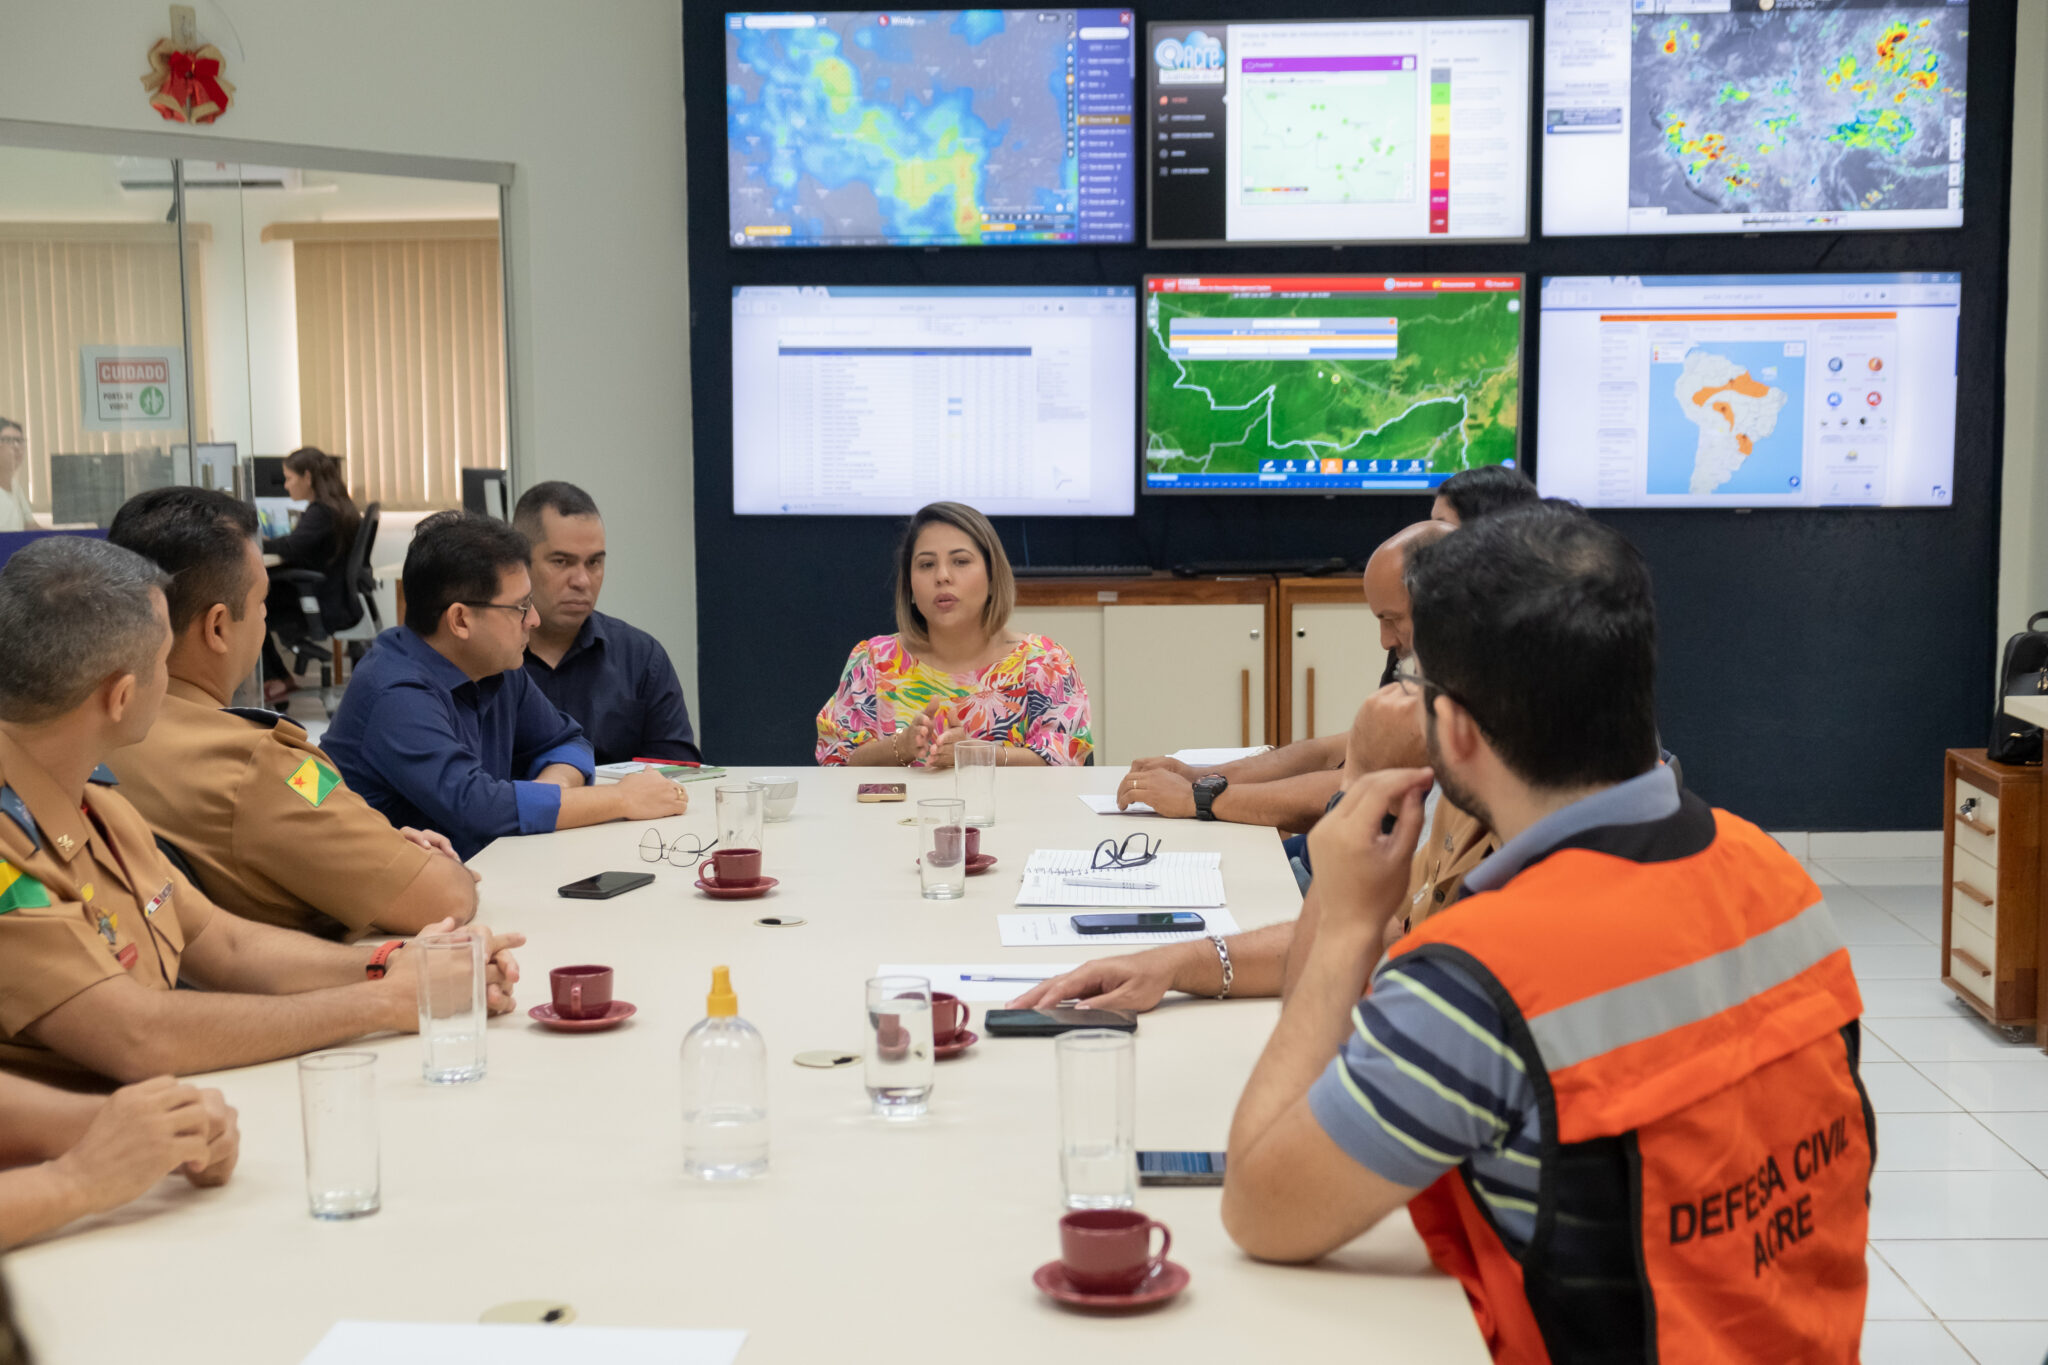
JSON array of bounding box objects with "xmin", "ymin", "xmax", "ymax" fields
[
  {"xmin": 1144, "ymin": 275, "xmax": 1524, "ymax": 494},
  {"xmin": 726, "ymin": 9, "xmax": 1137, "ymax": 247},
  {"xmin": 1544, "ymin": 0, "xmax": 1969, "ymax": 236}
]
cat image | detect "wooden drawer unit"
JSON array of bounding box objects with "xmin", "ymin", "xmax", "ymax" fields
[{"xmin": 1940, "ymin": 750, "xmax": 2040, "ymax": 1031}]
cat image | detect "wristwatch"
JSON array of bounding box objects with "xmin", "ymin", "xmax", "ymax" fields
[{"xmin": 1192, "ymin": 774, "xmax": 1228, "ymax": 821}]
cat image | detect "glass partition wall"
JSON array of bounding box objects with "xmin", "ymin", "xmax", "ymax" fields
[{"xmin": 0, "ymin": 130, "xmax": 512, "ymax": 713}]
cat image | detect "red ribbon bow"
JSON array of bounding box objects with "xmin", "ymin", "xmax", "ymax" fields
[{"xmin": 142, "ymin": 38, "xmax": 234, "ymax": 124}]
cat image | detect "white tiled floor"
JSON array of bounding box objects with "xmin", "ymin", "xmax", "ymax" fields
[{"xmin": 1817, "ymin": 857, "xmax": 2048, "ymax": 1363}]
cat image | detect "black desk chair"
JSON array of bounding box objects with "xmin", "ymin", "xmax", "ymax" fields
[{"xmin": 277, "ymin": 502, "xmax": 382, "ymax": 715}]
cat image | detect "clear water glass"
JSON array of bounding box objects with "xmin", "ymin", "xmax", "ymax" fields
[
  {"xmin": 715, "ymin": 781, "xmax": 766, "ymax": 854},
  {"xmin": 918, "ymin": 797, "xmax": 968, "ymax": 900},
  {"xmin": 864, "ymin": 975, "xmax": 935, "ymax": 1120},
  {"xmin": 954, "ymin": 739, "xmax": 998, "ymax": 827},
  {"xmin": 298, "ymin": 1051, "xmax": 379, "ymax": 1219},
  {"xmin": 1058, "ymin": 1028, "xmax": 1136, "ymax": 1209},
  {"xmin": 415, "ymin": 930, "xmax": 487, "ymax": 1084}
]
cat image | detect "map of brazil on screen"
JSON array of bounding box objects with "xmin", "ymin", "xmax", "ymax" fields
[
  {"xmin": 727, "ymin": 10, "xmax": 1136, "ymax": 247},
  {"xmin": 1144, "ymin": 277, "xmax": 1521, "ymax": 491},
  {"xmin": 1647, "ymin": 342, "xmax": 1805, "ymax": 496},
  {"xmin": 1631, "ymin": 4, "xmax": 1967, "ymax": 221}
]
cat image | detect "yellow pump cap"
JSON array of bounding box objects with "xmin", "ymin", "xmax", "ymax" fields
[{"xmin": 707, "ymin": 965, "xmax": 738, "ymax": 1017}]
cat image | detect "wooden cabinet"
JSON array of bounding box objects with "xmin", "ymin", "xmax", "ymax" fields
[
  {"xmin": 1013, "ymin": 576, "xmax": 1275, "ymax": 765},
  {"xmin": 1940, "ymin": 749, "xmax": 2039, "ymax": 1034},
  {"xmin": 1276, "ymin": 576, "xmax": 1379, "ymax": 746}
]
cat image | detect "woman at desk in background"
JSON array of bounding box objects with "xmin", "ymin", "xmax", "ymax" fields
[
  {"xmin": 262, "ymin": 446, "xmax": 361, "ymax": 701},
  {"xmin": 0, "ymin": 419, "xmax": 35, "ymax": 532},
  {"xmin": 817, "ymin": 500, "xmax": 1092, "ymax": 768}
]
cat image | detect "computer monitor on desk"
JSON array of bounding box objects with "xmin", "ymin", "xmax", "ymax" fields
[
  {"xmin": 252, "ymin": 497, "xmax": 305, "ymax": 540},
  {"xmin": 172, "ymin": 443, "xmax": 237, "ymax": 493},
  {"xmin": 462, "ymin": 468, "xmax": 508, "ymax": 519},
  {"xmin": 246, "ymin": 456, "xmax": 288, "ymax": 499}
]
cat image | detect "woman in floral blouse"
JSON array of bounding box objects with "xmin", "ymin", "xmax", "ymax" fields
[{"xmin": 816, "ymin": 502, "xmax": 1092, "ymax": 768}]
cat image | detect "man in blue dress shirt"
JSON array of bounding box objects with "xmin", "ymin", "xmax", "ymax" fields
[
  {"xmin": 324, "ymin": 511, "xmax": 687, "ymax": 860},
  {"xmin": 513, "ymin": 482, "xmax": 701, "ymax": 766}
]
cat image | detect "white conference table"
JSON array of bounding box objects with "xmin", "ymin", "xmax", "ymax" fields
[{"xmin": 8, "ymin": 766, "xmax": 1486, "ymax": 1363}]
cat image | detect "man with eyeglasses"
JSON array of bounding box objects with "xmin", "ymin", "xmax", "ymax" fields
[
  {"xmin": 324, "ymin": 510, "xmax": 687, "ymax": 861},
  {"xmin": 0, "ymin": 420, "xmax": 34, "ymax": 533}
]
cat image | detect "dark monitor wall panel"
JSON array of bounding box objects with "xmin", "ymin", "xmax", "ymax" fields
[{"xmin": 684, "ymin": 0, "xmax": 2022, "ymax": 831}]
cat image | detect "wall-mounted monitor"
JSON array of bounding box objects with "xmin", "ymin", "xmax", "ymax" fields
[
  {"xmin": 732, "ymin": 285, "xmax": 1137, "ymax": 516},
  {"xmin": 1536, "ymin": 273, "xmax": 1960, "ymax": 508},
  {"xmin": 1147, "ymin": 17, "xmax": 1531, "ymax": 246},
  {"xmin": 725, "ymin": 9, "xmax": 1137, "ymax": 247},
  {"xmin": 1542, "ymin": 0, "xmax": 1969, "ymax": 237},
  {"xmin": 1143, "ymin": 274, "xmax": 1524, "ymax": 494}
]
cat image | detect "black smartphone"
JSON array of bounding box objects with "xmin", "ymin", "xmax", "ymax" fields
[
  {"xmin": 1139, "ymin": 1150, "xmax": 1228, "ymax": 1186},
  {"xmin": 556, "ymin": 871, "xmax": 655, "ymax": 900},
  {"xmin": 984, "ymin": 1006, "xmax": 1139, "ymax": 1036},
  {"xmin": 1070, "ymin": 911, "xmax": 1207, "ymax": 935}
]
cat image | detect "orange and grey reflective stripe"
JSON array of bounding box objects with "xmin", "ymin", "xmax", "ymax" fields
[{"xmin": 1526, "ymin": 896, "xmax": 1846, "ymax": 1071}]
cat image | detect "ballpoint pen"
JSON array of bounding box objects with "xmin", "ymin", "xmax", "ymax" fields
[
  {"xmin": 1062, "ymin": 876, "xmax": 1160, "ymax": 890},
  {"xmin": 961, "ymin": 974, "xmax": 1054, "ymax": 982}
]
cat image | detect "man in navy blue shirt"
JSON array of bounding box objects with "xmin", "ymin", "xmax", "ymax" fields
[
  {"xmin": 514, "ymin": 482, "xmax": 701, "ymax": 766},
  {"xmin": 324, "ymin": 511, "xmax": 688, "ymax": 860}
]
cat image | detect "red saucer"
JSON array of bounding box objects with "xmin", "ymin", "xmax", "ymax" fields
[
  {"xmin": 695, "ymin": 875, "xmax": 779, "ymax": 900},
  {"xmin": 966, "ymin": 853, "xmax": 997, "ymax": 876},
  {"xmin": 528, "ymin": 1000, "xmax": 637, "ymax": 1033},
  {"xmin": 1033, "ymin": 1259, "xmax": 1189, "ymax": 1310},
  {"xmin": 935, "ymin": 1028, "xmax": 979, "ymax": 1059}
]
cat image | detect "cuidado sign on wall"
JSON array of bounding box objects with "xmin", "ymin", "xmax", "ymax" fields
[{"xmin": 79, "ymin": 345, "xmax": 186, "ymax": 432}]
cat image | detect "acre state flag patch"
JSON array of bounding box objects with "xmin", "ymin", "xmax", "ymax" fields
[
  {"xmin": 0, "ymin": 860, "xmax": 51, "ymax": 914},
  {"xmin": 286, "ymin": 757, "xmax": 341, "ymax": 808}
]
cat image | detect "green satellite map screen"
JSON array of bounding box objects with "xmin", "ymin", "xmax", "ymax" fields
[{"xmin": 1143, "ymin": 274, "xmax": 1523, "ymax": 493}]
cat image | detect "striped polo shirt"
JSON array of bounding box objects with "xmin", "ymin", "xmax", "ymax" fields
[{"xmin": 1306, "ymin": 765, "xmax": 1682, "ymax": 1252}]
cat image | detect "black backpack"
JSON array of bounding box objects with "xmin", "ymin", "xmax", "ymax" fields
[{"xmin": 1990, "ymin": 611, "xmax": 2048, "ymax": 764}]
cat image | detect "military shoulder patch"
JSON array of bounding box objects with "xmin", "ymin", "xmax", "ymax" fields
[
  {"xmin": 285, "ymin": 757, "xmax": 341, "ymax": 808},
  {"xmin": 0, "ymin": 859, "xmax": 51, "ymax": 914}
]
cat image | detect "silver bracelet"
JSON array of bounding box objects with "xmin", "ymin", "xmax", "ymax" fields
[{"xmin": 1209, "ymin": 934, "xmax": 1234, "ymax": 999}]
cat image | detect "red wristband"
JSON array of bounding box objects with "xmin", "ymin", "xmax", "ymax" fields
[{"xmin": 366, "ymin": 940, "xmax": 405, "ymax": 981}]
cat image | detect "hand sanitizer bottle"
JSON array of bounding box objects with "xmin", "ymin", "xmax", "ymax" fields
[{"xmin": 681, "ymin": 965, "xmax": 769, "ymax": 1180}]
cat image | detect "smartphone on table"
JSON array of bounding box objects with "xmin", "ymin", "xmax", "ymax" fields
[
  {"xmin": 557, "ymin": 871, "xmax": 655, "ymax": 900},
  {"xmin": 1138, "ymin": 1151, "xmax": 1228, "ymax": 1186},
  {"xmin": 1070, "ymin": 912, "xmax": 1207, "ymax": 935}
]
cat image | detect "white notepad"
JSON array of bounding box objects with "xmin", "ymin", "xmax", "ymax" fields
[
  {"xmin": 1014, "ymin": 849, "xmax": 1225, "ymax": 908},
  {"xmin": 1078, "ymin": 794, "xmax": 1157, "ymax": 816},
  {"xmin": 301, "ymin": 1322, "xmax": 746, "ymax": 1365},
  {"xmin": 998, "ymin": 908, "xmax": 1241, "ymax": 947}
]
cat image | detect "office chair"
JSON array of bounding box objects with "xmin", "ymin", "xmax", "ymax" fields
[{"xmin": 276, "ymin": 503, "xmax": 381, "ymax": 715}]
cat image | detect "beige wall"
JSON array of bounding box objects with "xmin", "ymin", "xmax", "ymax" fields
[
  {"xmin": 2000, "ymin": 1, "xmax": 2048, "ymax": 647},
  {"xmin": 0, "ymin": 0, "xmax": 701, "ymax": 731}
]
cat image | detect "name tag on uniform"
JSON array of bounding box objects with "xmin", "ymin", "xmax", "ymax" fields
[
  {"xmin": 116, "ymin": 943, "xmax": 138, "ymax": 969},
  {"xmin": 141, "ymin": 882, "xmax": 171, "ymax": 918}
]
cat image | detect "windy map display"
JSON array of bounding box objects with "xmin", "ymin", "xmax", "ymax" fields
[
  {"xmin": 726, "ymin": 10, "xmax": 1137, "ymax": 247},
  {"xmin": 1143, "ymin": 275, "xmax": 1523, "ymax": 494},
  {"xmin": 1543, "ymin": 0, "xmax": 1969, "ymax": 236}
]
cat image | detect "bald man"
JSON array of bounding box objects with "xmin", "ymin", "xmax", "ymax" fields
[{"xmin": 1117, "ymin": 521, "xmax": 1447, "ymax": 830}]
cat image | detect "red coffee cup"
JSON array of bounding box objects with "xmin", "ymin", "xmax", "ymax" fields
[
  {"xmin": 1059, "ymin": 1209, "xmax": 1171, "ymax": 1295},
  {"xmin": 931, "ymin": 991, "xmax": 972, "ymax": 1043},
  {"xmin": 931, "ymin": 826, "xmax": 965, "ymax": 867},
  {"xmin": 711, "ymin": 848, "xmax": 762, "ymax": 885},
  {"xmin": 964, "ymin": 827, "xmax": 981, "ymax": 861},
  {"xmin": 550, "ymin": 964, "xmax": 614, "ymax": 1021}
]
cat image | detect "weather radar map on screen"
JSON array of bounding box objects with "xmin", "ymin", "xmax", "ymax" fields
[
  {"xmin": 726, "ymin": 10, "xmax": 1137, "ymax": 247},
  {"xmin": 1144, "ymin": 275, "xmax": 1522, "ymax": 493},
  {"xmin": 1544, "ymin": 1, "xmax": 1969, "ymax": 236}
]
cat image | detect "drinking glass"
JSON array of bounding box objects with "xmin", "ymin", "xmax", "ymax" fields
[
  {"xmin": 298, "ymin": 1051, "xmax": 379, "ymax": 1219},
  {"xmin": 954, "ymin": 739, "xmax": 998, "ymax": 828},
  {"xmin": 415, "ymin": 930, "xmax": 487, "ymax": 1084},
  {"xmin": 1057, "ymin": 1029, "xmax": 1136, "ymax": 1209},
  {"xmin": 918, "ymin": 797, "xmax": 968, "ymax": 900},
  {"xmin": 864, "ymin": 975, "xmax": 935, "ymax": 1120},
  {"xmin": 715, "ymin": 781, "xmax": 766, "ymax": 857}
]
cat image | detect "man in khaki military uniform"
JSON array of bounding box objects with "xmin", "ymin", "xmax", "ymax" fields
[
  {"xmin": 104, "ymin": 487, "xmax": 478, "ymax": 941},
  {"xmin": 0, "ymin": 537, "xmax": 522, "ymax": 1083}
]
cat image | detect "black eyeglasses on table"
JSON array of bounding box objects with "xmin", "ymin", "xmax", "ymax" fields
[
  {"xmin": 640, "ymin": 829, "xmax": 716, "ymax": 869},
  {"xmin": 1093, "ymin": 833, "xmax": 1160, "ymax": 871}
]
